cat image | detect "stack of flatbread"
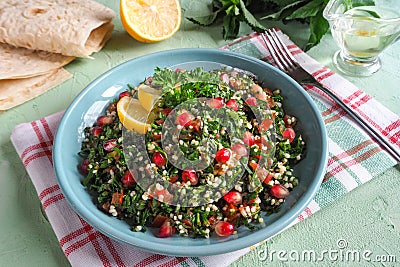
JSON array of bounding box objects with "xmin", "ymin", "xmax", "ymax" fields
[{"xmin": 0, "ymin": 0, "xmax": 115, "ymax": 111}]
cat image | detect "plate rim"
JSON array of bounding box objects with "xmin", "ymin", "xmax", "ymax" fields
[{"xmin": 53, "ymin": 48, "xmax": 328, "ymax": 256}]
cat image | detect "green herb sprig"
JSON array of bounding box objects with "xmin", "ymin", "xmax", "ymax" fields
[{"xmin": 185, "ymin": 0, "xmax": 331, "ymax": 50}]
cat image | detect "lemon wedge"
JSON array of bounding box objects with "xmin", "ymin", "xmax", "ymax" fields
[
  {"xmin": 117, "ymin": 97, "xmax": 152, "ymax": 134},
  {"xmin": 137, "ymin": 84, "xmax": 162, "ymax": 112},
  {"xmin": 120, "ymin": 0, "xmax": 182, "ymax": 43}
]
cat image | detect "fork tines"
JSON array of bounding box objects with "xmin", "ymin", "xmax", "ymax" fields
[{"xmin": 261, "ymin": 29, "xmax": 300, "ymax": 73}]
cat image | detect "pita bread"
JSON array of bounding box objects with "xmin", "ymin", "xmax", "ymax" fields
[
  {"xmin": 0, "ymin": 1, "xmax": 114, "ymax": 110},
  {"xmin": 0, "ymin": 68, "xmax": 72, "ymax": 111},
  {"xmin": 0, "ymin": 42, "xmax": 74, "ymax": 80},
  {"xmin": 0, "ymin": 0, "xmax": 115, "ymax": 58}
]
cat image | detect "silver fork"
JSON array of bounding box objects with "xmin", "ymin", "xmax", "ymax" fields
[{"xmin": 262, "ymin": 28, "xmax": 400, "ymax": 163}]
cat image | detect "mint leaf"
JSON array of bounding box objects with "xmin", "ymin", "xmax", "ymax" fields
[
  {"xmin": 285, "ymin": 0, "xmax": 323, "ymax": 20},
  {"xmin": 239, "ymin": 0, "xmax": 267, "ymax": 32},
  {"xmin": 223, "ymin": 14, "xmax": 240, "ymax": 39},
  {"xmin": 186, "ymin": 12, "xmax": 219, "ymax": 26},
  {"xmin": 260, "ymin": 0, "xmax": 307, "ymax": 20},
  {"xmin": 305, "ymin": 9, "xmax": 330, "ymax": 50}
]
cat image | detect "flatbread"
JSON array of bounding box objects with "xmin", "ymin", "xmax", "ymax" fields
[
  {"xmin": 0, "ymin": 42, "xmax": 75, "ymax": 80},
  {"xmin": 0, "ymin": 0, "xmax": 115, "ymax": 58},
  {"xmin": 0, "ymin": 68, "xmax": 72, "ymax": 111}
]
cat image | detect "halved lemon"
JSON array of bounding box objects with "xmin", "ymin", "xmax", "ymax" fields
[
  {"xmin": 137, "ymin": 84, "xmax": 162, "ymax": 112},
  {"xmin": 120, "ymin": 0, "xmax": 182, "ymax": 43},
  {"xmin": 117, "ymin": 97, "xmax": 152, "ymax": 134}
]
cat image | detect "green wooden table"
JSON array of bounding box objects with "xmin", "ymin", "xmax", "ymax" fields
[{"xmin": 0, "ymin": 1, "xmax": 399, "ymax": 266}]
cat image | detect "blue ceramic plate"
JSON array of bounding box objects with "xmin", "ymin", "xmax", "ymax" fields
[{"xmin": 53, "ymin": 48, "xmax": 328, "ymax": 256}]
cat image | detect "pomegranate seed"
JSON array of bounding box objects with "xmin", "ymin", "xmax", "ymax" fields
[
  {"xmin": 245, "ymin": 97, "xmax": 257, "ymax": 106},
  {"xmin": 175, "ymin": 110, "xmax": 194, "ymax": 126},
  {"xmin": 79, "ymin": 159, "xmax": 89, "ymax": 175},
  {"xmin": 231, "ymin": 143, "xmax": 248, "ymax": 159},
  {"xmin": 121, "ymin": 170, "xmax": 135, "ymax": 187},
  {"xmin": 208, "ymin": 215, "xmax": 218, "ymax": 226},
  {"xmin": 103, "ymin": 139, "xmax": 117, "ymax": 152},
  {"xmin": 107, "ymin": 102, "xmax": 117, "ymax": 112},
  {"xmin": 152, "ymin": 214, "xmax": 169, "ymax": 227},
  {"xmin": 270, "ymin": 184, "xmax": 290, "ymax": 198},
  {"xmin": 226, "ymin": 99, "xmax": 239, "ymax": 111},
  {"xmin": 91, "ymin": 126, "xmax": 103, "ymax": 137},
  {"xmin": 161, "ymin": 108, "xmax": 173, "ymax": 116},
  {"xmin": 282, "ymin": 128, "xmax": 295, "ymax": 142},
  {"xmin": 152, "ymin": 152, "xmax": 167, "ymax": 167},
  {"xmin": 215, "ymin": 221, "xmax": 234, "ymax": 237},
  {"xmin": 157, "ymin": 219, "xmax": 175, "ymax": 238},
  {"xmin": 97, "ymin": 115, "xmax": 113, "ymax": 126},
  {"xmin": 243, "ymin": 131, "xmax": 255, "ymax": 146},
  {"xmin": 206, "ymin": 97, "xmax": 225, "ymax": 109},
  {"xmin": 145, "ymin": 77, "xmax": 153, "ymax": 84},
  {"xmin": 223, "ymin": 191, "xmax": 242, "ymax": 205},
  {"xmin": 215, "ymin": 148, "xmax": 231, "ymax": 163},
  {"xmin": 181, "ymin": 169, "xmax": 198, "ymax": 185},
  {"xmin": 119, "ymin": 91, "xmax": 131, "ymax": 99},
  {"xmin": 175, "ymin": 68, "xmax": 185, "ymax": 73}
]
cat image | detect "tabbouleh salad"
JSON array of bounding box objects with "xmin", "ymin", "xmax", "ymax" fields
[{"xmin": 78, "ymin": 67, "xmax": 305, "ymax": 238}]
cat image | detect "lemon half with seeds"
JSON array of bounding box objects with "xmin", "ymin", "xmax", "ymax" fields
[{"xmin": 120, "ymin": 0, "xmax": 182, "ymax": 43}]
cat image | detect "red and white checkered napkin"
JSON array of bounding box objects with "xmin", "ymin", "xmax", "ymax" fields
[{"xmin": 11, "ymin": 29, "xmax": 399, "ymax": 267}]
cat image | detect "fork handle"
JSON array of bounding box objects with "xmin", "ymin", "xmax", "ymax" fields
[{"xmin": 303, "ymin": 81, "xmax": 400, "ymax": 163}]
